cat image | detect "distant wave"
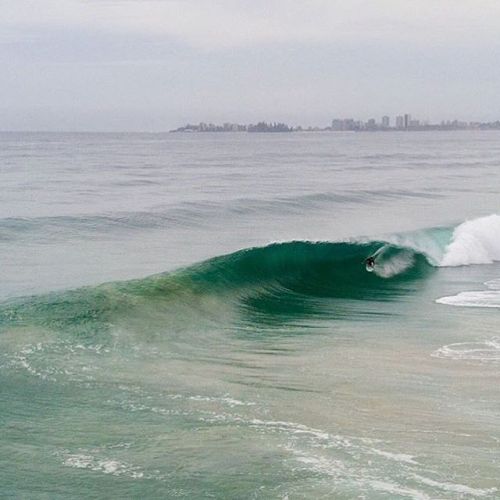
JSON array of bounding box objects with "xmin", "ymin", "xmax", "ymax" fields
[{"xmin": 0, "ymin": 188, "xmax": 444, "ymax": 241}]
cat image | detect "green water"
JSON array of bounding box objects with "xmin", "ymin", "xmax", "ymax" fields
[{"xmin": 1, "ymin": 131, "xmax": 499, "ymax": 499}]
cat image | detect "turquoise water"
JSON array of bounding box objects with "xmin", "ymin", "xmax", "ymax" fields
[{"xmin": 1, "ymin": 131, "xmax": 499, "ymax": 498}]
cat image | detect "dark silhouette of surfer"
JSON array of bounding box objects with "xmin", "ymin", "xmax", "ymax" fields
[{"xmin": 365, "ymin": 256, "xmax": 375, "ymax": 269}]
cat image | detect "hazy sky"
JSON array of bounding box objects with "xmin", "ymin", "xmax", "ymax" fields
[{"xmin": 2, "ymin": 0, "xmax": 500, "ymax": 131}]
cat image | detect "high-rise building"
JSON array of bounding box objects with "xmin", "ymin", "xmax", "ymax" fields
[
  {"xmin": 396, "ymin": 116, "xmax": 404, "ymax": 129},
  {"xmin": 343, "ymin": 119, "xmax": 357, "ymax": 131},
  {"xmin": 381, "ymin": 116, "xmax": 390, "ymax": 128},
  {"xmin": 331, "ymin": 119, "xmax": 343, "ymax": 131},
  {"xmin": 366, "ymin": 118, "xmax": 376, "ymax": 129},
  {"xmin": 331, "ymin": 118, "xmax": 358, "ymax": 131},
  {"xmin": 404, "ymin": 114, "xmax": 411, "ymax": 129}
]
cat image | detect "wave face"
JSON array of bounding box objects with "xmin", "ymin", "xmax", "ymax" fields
[
  {"xmin": 180, "ymin": 240, "xmax": 431, "ymax": 295},
  {"xmin": 0, "ymin": 239, "xmax": 434, "ymax": 337}
]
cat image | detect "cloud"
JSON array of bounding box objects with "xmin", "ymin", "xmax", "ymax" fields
[
  {"xmin": 2, "ymin": 1, "xmax": 500, "ymax": 130},
  {"xmin": 4, "ymin": 0, "xmax": 500, "ymax": 50}
]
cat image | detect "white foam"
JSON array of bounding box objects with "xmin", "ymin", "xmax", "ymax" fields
[
  {"xmin": 8, "ymin": 341, "xmax": 100, "ymax": 382},
  {"xmin": 62, "ymin": 454, "xmax": 145, "ymax": 478},
  {"xmin": 368, "ymin": 480, "xmax": 431, "ymax": 500},
  {"xmin": 370, "ymin": 448, "xmax": 418, "ymax": 465},
  {"xmin": 485, "ymin": 278, "xmax": 500, "ymax": 290},
  {"xmin": 294, "ymin": 453, "xmax": 346, "ymax": 476},
  {"xmin": 412, "ymin": 473, "xmax": 497, "ymax": 497},
  {"xmin": 432, "ymin": 338, "xmax": 500, "ymax": 361},
  {"xmin": 60, "ymin": 451, "xmax": 165, "ymax": 481},
  {"xmin": 440, "ymin": 214, "xmax": 500, "ymax": 267},
  {"xmin": 374, "ymin": 250, "xmax": 415, "ymax": 278},
  {"xmin": 198, "ymin": 412, "xmax": 493, "ymax": 498},
  {"xmin": 437, "ymin": 290, "xmax": 500, "ymax": 308},
  {"xmin": 436, "ymin": 277, "xmax": 500, "ymax": 308},
  {"xmin": 385, "ymin": 230, "xmax": 446, "ymax": 266},
  {"xmin": 186, "ymin": 394, "xmax": 255, "ymax": 407},
  {"xmin": 289, "ymin": 446, "xmax": 430, "ymax": 500}
]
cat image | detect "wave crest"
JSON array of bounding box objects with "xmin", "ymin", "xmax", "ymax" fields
[{"xmin": 441, "ymin": 214, "xmax": 500, "ymax": 266}]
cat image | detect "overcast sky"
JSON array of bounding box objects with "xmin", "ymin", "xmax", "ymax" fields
[{"xmin": 2, "ymin": 0, "xmax": 500, "ymax": 131}]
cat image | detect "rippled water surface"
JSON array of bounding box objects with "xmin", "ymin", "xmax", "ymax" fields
[{"xmin": 1, "ymin": 131, "xmax": 499, "ymax": 499}]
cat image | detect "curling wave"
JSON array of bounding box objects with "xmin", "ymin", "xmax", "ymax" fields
[
  {"xmin": 0, "ymin": 239, "xmax": 432, "ymax": 336},
  {"xmin": 1, "ymin": 215, "xmax": 499, "ymax": 334}
]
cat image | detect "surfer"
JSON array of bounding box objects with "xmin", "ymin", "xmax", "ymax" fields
[{"xmin": 365, "ymin": 256, "xmax": 375, "ymax": 270}]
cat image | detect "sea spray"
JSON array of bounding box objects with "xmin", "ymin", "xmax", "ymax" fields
[{"xmin": 441, "ymin": 214, "xmax": 500, "ymax": 266}]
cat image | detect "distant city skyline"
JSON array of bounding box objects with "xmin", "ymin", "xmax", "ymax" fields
[
  {"xmin": 2, "ymin": 1, "xmax": 500, "ymax": 131},
  {"xmin": 171, "ymin": 116, "xmax": 500, "ymax": 134}
]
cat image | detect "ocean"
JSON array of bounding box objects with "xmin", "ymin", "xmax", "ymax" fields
[{"xmin": 1, "ymin": 130, "xmax": 499, "ymax": 499}]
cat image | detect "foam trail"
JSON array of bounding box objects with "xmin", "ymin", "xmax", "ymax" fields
[
  {"xmin": 437, "ymin": 278, "xmax": 500, "ymax": 308},
  {"xmin": 485, "ymin": 278, "xmax": 500, "ymax": 290},
  {"xmin": 432, "ymin": 338, "xmax": 500, "ymax": 361},
  {"xmin": 440, "ymin": 214, "xmax": 500, "ymax": 266},
  {"xmin": 436, "ymin": 290, "xmax": 500, "ymax": 308}
]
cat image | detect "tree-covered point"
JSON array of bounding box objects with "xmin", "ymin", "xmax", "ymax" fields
[{"xmin": 170, "ymin": 121, "xmax": 294, "ymax": 133}]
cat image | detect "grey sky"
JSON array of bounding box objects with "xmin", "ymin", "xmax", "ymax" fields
[{"xmin": 2, "ymin": 0, "xmax": 500, "ymax": 131}]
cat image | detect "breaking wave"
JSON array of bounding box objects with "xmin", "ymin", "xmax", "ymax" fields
[
  {"xmin": 0, "ymin": 239, "xmax": 432, "ymax": 335},
  {"xmin": 440, "ymin": 214, "xmax": 500, "ymax": 266},
  {"xmin": 1, "ymin": 215, "xmax": 499, "ymax": 334}
]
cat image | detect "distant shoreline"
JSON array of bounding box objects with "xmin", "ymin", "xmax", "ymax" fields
[
  {"xmin": 170, "ymin": 119, "xmax": 500, "ymax": 133},
  {"xmin": 2, "ymin": 128, "xmax": 500, "ymax": 135}
]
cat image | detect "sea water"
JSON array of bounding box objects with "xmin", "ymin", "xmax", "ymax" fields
[{"xmin": 0, "ymin": 131, "xmax": 499, "ymax": 499}]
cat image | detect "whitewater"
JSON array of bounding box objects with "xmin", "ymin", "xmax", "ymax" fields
[{"xmin": 1, "ymin": 131, "xmax": 499, "ymax": 499}]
